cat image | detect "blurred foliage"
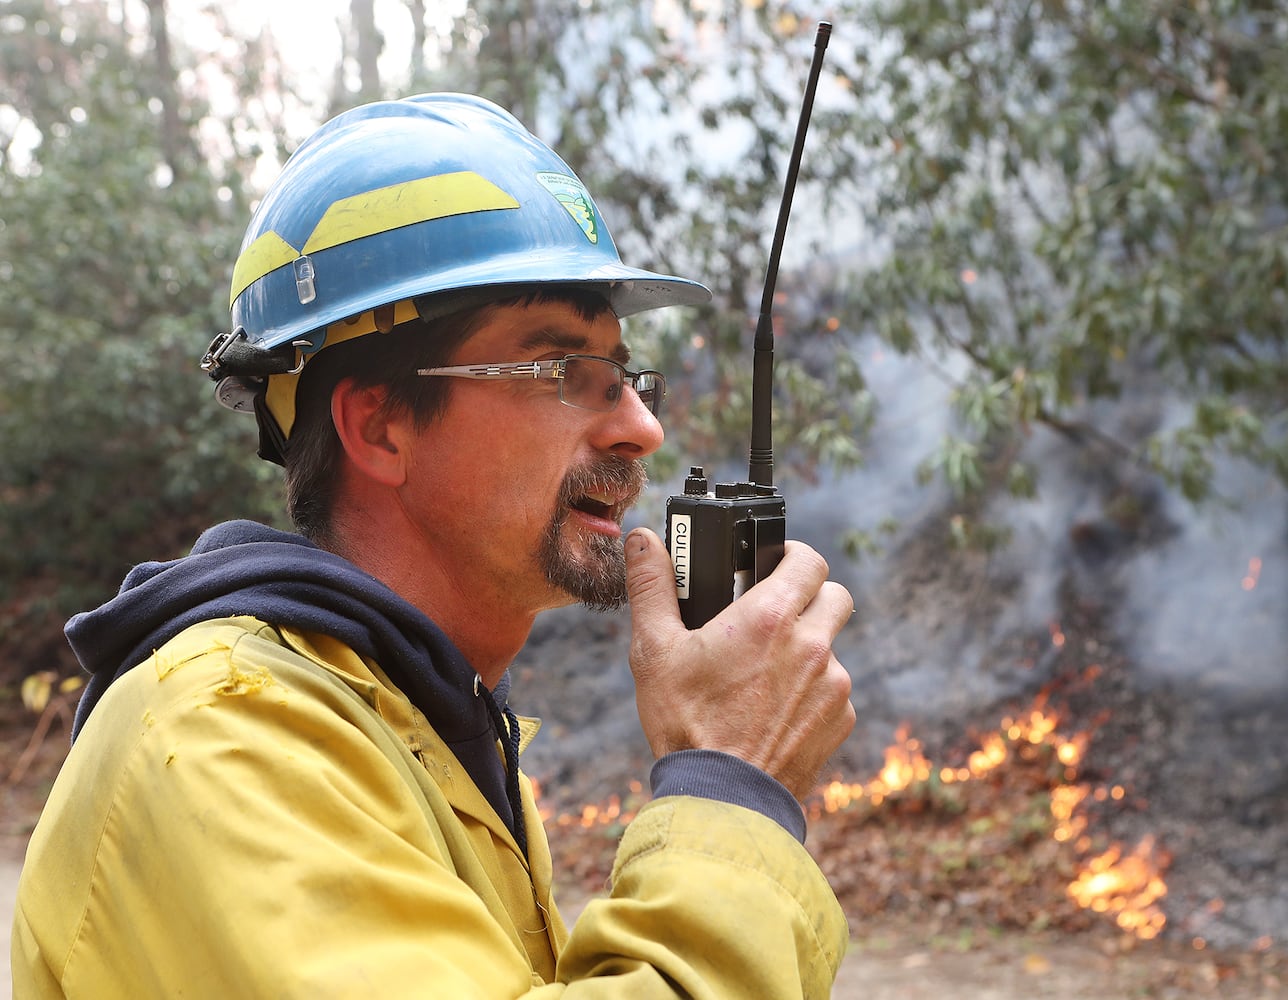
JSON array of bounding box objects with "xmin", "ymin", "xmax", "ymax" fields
[
  {"xmin": 840, "ymin": 0, "xmax": 1287, "ymax": 509},
  {"xmin": 414, "ymin": 0, "xmax": 1286, "ymax": 516},
  {"xmin": 0, "ymin": 0, "xmax": 284, "ymax": 674},
  {"xmin": 1, "ymin": 0, "xmax": 1284, "ymax": 677}
]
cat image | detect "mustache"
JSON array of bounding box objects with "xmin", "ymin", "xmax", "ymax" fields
[{"xmin": 556, "ymin": 455, "xmax": 649, "ymax": 516}]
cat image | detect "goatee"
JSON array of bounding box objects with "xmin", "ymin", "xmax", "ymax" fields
[{"xmin": 537, "ymin": 456, "xmax": 648, "ymax": 611}]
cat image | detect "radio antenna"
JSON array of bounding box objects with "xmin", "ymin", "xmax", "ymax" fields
[{"xmin": 749, "ymin": 20, "xmax": 831, "ymax": 487}]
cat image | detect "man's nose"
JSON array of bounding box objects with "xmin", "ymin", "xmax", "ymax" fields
[{"xmin": 589, "ymin": 383, "xmax": 665, "ymax": 458}]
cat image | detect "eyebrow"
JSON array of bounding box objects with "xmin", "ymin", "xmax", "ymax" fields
[{"xmin": 518, "ymin": 328, "xmax": 633, "ymax": 365}]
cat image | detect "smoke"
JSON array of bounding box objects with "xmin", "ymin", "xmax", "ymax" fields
[
  {"xmin": 783, "ymin": 344, "xmax": 1288, "ymax": 715},
  {"xmin": 1117, "ymin": 455, "xmax": 1287, "ymax": 702}
]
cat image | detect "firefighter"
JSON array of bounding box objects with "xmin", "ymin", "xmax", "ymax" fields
[{"xmin": 14, "ymin": 93, "xmax": 855, "ymax": 998}]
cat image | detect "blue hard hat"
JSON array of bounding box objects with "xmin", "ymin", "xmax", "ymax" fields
[{"xmin": 229, "ymin": 93, "xmax": 711, "ymax": 353}]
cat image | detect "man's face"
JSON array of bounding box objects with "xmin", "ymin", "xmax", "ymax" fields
[{"xmin": 398, "ymin": 298, "xmax": 664, "ymax": 616}]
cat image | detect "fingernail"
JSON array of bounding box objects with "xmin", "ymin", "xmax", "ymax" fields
[{"xmin": 625, "ymin": 529, "xmax": 648, "ymax": 558}]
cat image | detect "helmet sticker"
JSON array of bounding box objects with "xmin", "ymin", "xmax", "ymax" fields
[{"xmin": 536, "ymin": 172, "xmax": 599, "ymax": 245}]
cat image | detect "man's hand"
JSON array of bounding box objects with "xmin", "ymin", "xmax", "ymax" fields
[{"xmin": 624, "ymin": 527, "xmax": 856, "ymax": 802}]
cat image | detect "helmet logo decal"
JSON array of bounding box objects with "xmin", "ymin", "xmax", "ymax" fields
[{"xmin": 536, "ymin": 172, "xmax": 599, "ymax": 245}]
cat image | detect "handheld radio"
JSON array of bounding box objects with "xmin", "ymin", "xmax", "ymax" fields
[{"xmin": 666, "ymin": 21, "xmax": 832, "ymax": 629}]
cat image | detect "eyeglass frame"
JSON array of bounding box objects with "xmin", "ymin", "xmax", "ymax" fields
[{"xmin": 415, "ymin": 354, "xmax": 667, "ymax": 417}]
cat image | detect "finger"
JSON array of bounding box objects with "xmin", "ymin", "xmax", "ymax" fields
[
  {"xmin": 744, "ymin": 540, "xmax": 831, "ymax": 618},
  {"xmin": 624, "ymin": 527, "xmax": 684, "ymax": 644},
  {"xmin": 798, "ymin": 580, "xmax": 856, "ymax": 637}
]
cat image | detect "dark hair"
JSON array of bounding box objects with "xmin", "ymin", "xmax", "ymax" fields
[{"xmin": 283, "ymin": 286, "xmax": 613, "ymax": 541}]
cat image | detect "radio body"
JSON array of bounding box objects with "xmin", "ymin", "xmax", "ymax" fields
[{"xmin": 666, "ymin": 467, "xmax": 786, "ymax": 629}]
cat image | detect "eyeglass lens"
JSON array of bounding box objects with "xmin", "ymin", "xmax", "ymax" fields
[{"xmin": 561, "ymin": 357, "xmax": 663, "ymax": 416}]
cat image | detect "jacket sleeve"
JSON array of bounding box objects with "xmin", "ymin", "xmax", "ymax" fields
[{"xmin": 550, "ymin": 796, "xmax": 848, "ymax": 1000}]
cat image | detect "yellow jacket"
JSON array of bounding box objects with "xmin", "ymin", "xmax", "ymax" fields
[{"xmin": 14, "ymin": 617, "xmax": 847, "ymax": 997}]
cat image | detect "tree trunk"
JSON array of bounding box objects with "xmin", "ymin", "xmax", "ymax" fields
[
  {"xmin": 351, "ymin": 0, "xmax": 382, "ymax": 103},
  {"xmin": 406, "ymin": 0, "xmax": 427, "ymax": 85},
  {"xmin": 143, "ymin": 0, "xmax": 184, "ymax": 179}
]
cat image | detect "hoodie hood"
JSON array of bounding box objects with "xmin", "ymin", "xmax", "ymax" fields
[{"xmin": 65, "ymin": 519, "xmax": 519, "ymax": 833}]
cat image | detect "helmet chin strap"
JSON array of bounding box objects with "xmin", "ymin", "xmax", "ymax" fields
[
  {"xmin": 252, "ymin": 388, "xmax": 291, "ymax": 467},
  {"xmin": 200, "ymin": 328, "xmax": 303, "ymax": 466}
]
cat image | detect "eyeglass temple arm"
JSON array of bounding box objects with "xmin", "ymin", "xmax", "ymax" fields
[{"xmin": 416, "ymin": 361, "xmax": 559, "ymax": 379}]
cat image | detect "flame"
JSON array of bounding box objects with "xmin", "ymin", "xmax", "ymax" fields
[
  {"xmin": 1242, "ymin": 556, "xmax": 1261, "ymax": 591},
  {"xmin": 533, "ymin": 778, "xmax": 644, "ymax": 830},
  {"xmin": 539, "ymin": 686, "xmax": 1171, "ymax": 942},
  {"xmin": 965, "ymin": 732, "xmax": 1008, "ymax": 777},
  {"xmin": 1068, "ymin": 837, "xmax": 1168, "ymax": 939},
  {"xmin": 817, "ymin": 725, "xmax": 932, "ymax": 811},
  {"xmin": 808, "ymin": 691, "xmax": 1169, "ymax": 940},
  {"xmin": 1050, "ymin": 784, "xmax": 1089, "ymax": 843},
  {"xmin": 531, "ymin": 777, "xmax": 553, "ymax": 822}
]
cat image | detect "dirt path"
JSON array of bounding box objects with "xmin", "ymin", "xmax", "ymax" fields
[
  {"xmin": 3, "ymin": 854, "xmax": 16, "ymax": 1000},
  {"xmin": 832, "ymin": 934, "xmax": 1281, "ymax": 999}
]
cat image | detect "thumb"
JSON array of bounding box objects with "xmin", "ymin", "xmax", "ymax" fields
[{"xmin": 624, "ymin": 527, "xmax": 683, "ymax": 632}]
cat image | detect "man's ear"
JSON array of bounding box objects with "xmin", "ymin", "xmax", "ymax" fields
[{"xmin": 331, "ymin": 378, "xmax": 409, "ymax": 487}]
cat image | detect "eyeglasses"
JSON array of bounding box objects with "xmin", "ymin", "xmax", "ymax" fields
[{"xmin": 416, "ymin": 354, "xmax": 667, "ymax": 417}]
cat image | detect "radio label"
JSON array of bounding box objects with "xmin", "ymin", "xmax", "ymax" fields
[{"xmin": 670, "ymin": 513, "xmax": 692, "ymax": 599}]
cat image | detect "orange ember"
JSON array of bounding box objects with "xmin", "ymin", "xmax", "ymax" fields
[
  {"xmin": 1242, "ymin": 556, "xmax": 1262, "ymax": 591},
  {"xmin": 533, "ymin": 778, "xmax": 644, "ymax": 830}
]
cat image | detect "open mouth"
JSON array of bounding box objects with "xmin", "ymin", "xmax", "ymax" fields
[
  {"xmin": 559, "ymin": 458, "xmax": 648, "ymax": 530},
  {"xmin": 570, "ymin": 490, "xmax": 621, "ymax": 521}
]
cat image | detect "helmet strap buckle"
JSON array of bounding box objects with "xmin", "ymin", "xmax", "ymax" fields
[{"xmin": 201, "ymin": 328, "xmax": 307, "ymax": 381}]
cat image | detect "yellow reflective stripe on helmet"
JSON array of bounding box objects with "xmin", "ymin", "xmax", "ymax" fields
[
  {"xmin": 230, "ymin": 231, "xmax": 301, "ymax": 307},
  {"xmin": 230, "ymin": 172, "xmax": 518, "ymax": 309},
  {"xmin": 301, "ymin": 171, "xmax": 519, "ymax": 256},
  {"xmin": 264, "ymin": 298, "xmax": 421, "ymax": 439}
]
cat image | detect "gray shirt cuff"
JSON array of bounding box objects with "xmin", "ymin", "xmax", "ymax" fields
[{"xmin": 649, "ymin": 749, "xmax": 807, "ymax": 843}]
